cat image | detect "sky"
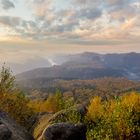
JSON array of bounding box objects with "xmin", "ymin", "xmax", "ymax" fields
[{"xmin": 0, "ymin": 0, "xmax": 140, "ymax": 65}]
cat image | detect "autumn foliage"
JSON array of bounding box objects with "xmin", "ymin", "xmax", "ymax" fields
[
  {"xmin": 29, "ymin": 89, "xmax": 75, "ymax": 113},
  {"xmin": 0, "ymin": 65, "xmax": 35, "ymax": 129},
  {"xmin": 86, "ymin": 92, "xmax": 140, "ymax": 140}
]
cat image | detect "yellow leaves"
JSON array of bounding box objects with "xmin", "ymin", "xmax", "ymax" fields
[
  {"xmin": 87, "ymin": 96, "xmax": 103, "ymax": 121},
  {"xmin": 45, "ymin": 95, "xmax": 59, "ymax": 113},
  {"xmin": 28, "ymin": 100, "xmax": 47, "ymax": 113},
  {"xmin": 121, "ymin": 92, "xmax": 140, "ymax": 111},
  {"xmin": 0, "ymin": 91, "xmax": 34, "ymax": 129},
  {"xmin": 86, "ymin": 92, "xmax": 140, "ymax": 140},
  {"xmin": 87, "ymin": 92, "xmax": 140, "ymax": 122},
  {"xmin": 29, "ymin": 90, "xmax": 67, "ymax": 113},
  {"xmin": 29, "ymin": 97, "xmax": 60, "ymax": 113}
]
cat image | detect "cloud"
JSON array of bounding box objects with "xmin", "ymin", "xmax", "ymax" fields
[
  {"xmin": 0, "ymin": 16, "xmax": 20, "ymax": 27},
  {"xmin": 121, "ymin": 18, "xmax": 137, "ymax": 30},
  {"xmin": 78, "ymin": 7, "xmax": 102, "ymax": 20},
  {"xmin": 105, "ymin": 0, "xmax": 138, "ymax": 21},
  {"xmin": 73, "ymin": 0, "xmax": 100, "ymax": 6},
  {"xmin": 0, "ymin": 0, "xmax": 139, "ymax": 47},
  {"xmin": 0, "ymin": 0, "xmax": 140, "ymax": 68},
  {"xmin": 1, "ymin": 0, "xmax": 15, "ymax": 10},
  {"xmin": 0, "ymin": 16, "xmax": 40, "ymax": 40},
  {"xmin": 27, "ymin": 0, "xmax": 54, "ymax": 20},
  {"xmin": 106, "ymin": 0, "xmax": 129, "ymax": 6}
]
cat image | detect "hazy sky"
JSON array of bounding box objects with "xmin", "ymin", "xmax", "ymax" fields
[{"xmin": 0, "ymin": 0, "xmax": 140, "ymax": 64}]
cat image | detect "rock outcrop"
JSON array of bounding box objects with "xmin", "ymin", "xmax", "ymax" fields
[
  {"xmin": 0, "ymin": 111, "xmax": 34, "ymax": 140},
  {"xmin": 43, "ymin": 122, "xmax": 87, "ymax": 140},
  {"xmin": 0, "ymin": 123, "xmax": 12, "ymax": 140},
  {"xmin": 33, "ymin": 105, "xmax": 87, "ymax": 140}
]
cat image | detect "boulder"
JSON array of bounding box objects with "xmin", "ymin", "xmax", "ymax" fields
[
  {"xmin": 0, "ymin": 111, "xmax": 34, "ymax": 140},
  {"xmin": 33, "ymin": 105, "xmax": 88, "ymax": 140},
  {"xmin": 43, "ymin": 122, "xmax": 87, "ymax": 140},
  {"xmin": 0, "ymin": 123, "xmax": 12, "ymax": 140}
]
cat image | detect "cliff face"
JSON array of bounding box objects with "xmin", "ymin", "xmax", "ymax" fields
[{"xmin": 0, "ymin": 111, "xmax": 34, "ymax": 140}]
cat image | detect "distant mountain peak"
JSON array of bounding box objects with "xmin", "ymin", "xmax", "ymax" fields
[{"xmin": 16, "ymin": 52, "xmax": 140, "ymax": 81}]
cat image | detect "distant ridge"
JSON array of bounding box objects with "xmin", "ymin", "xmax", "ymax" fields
[{"xmin": 16, "ymin": 52, "xmax": 140, "ymax": 81}]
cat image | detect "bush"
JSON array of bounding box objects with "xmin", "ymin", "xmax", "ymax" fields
[
  {"xmin": 86, "ymin": 92, "xmax": 140, "ymax": 140},
  {"xmin": 0, "ymin": 65, "xmax": 35, "ymax": 129},
  {"xmin": 29, "ymin": 89, "xmax": 75, "ymax": 113},
  {"xmin": 0, "ymin": 92, "xmax": 35, "ymax": 129}
]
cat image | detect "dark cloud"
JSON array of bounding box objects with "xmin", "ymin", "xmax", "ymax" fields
[
  {"xmin": 0, "ymin": 16, "xmax": 39, "ymax": 39},
  {"xmin": 0, "ymin": 16, "xmax": 37, "ymax": 29},
  {"xmin": 73, "ymin": 0, "xmax": 100, "ymax": 6},
  {"xmin": 33, "ymin": 0, "xmax": 46, "ymax": 3},
  {"xmin": 1, "ymin": 0, "xmax": 15, "ymax": 10},
  {"xmin": 0, "ymin": 16, "xmax": 20, "ymax": 27},
  {"xmin": 106, "ymin": 0, "xmax": 130, "ymax": 7},
  {"xmin": 78, "ymin": 8, "xmax": 102, "ymax": 20},
  {"xmin": 50, "ymin": 20, "xmax": 79, "ymax": 33},
  {"xmin": 74, "ymin": 0, "xmax": 86, "ymax": 5}
]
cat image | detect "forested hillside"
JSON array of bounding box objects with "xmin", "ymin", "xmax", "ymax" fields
[
  {"xmin": 0, "ymin": 65, "xmax": 140, "ymax": 140},
  {"xmin": 16, "ymin": 52, "xmax": 140, "ymax": 81},
  {"xmin": 17, "ymin": 77, "xmax": 140, "ymax": 102}
]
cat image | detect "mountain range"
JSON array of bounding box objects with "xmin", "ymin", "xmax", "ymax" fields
[{"xmin": 16, "ymin": 52, "xmax": 140, "ymax": 81}]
